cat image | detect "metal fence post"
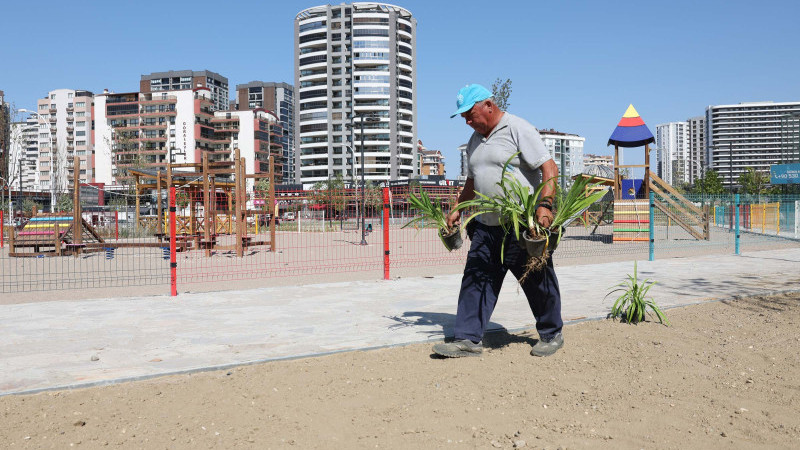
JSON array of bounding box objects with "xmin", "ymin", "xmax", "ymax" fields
[
  {"xmin": 383, "ymin": 187, "xmax": 390, "ymax": 280},
  {"xmin": 649, "ymin": 191, "xmax": 654, "ymax": 261},
  {"xmin": 170, "ymin": 187, "xmax": 177, "ymax": 297},
  {"xmin": 735, "ymin": 193, "xmax": 740, "ymax": 255},
  {"xmin": 1, "ymin": 210, "xmax": 3, "ymax": 248},
  {"xmin": 795, "ymin": 200, "xmax": 800, "ymax": 239}
]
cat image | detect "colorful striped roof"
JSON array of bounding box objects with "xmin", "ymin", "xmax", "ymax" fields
[{"xmin": 607, "ymin": 104, "xmax": 655, "ymax": 148}]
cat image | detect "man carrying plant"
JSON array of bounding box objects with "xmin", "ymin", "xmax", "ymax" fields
[{"xmin": 433, "ymin": 84, "xmax": 563, "ymax": 358}]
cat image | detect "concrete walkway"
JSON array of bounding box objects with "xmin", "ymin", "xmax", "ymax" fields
[{"xmin": 2, "ymin": 248, "xmax": 799, "ymax": 396}]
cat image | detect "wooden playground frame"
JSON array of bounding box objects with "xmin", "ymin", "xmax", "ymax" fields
[{"xmin": 7, "ymin": 151, "xmax": 277, "ymax": 258}]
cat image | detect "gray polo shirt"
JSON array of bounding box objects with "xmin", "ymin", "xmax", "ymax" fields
[{"xmin": 466, "ymin": 112, "xmax": 552, "ymax": 226}]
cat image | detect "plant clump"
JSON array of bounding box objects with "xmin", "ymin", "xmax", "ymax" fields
[{"xmin": 606, "ymin": 261, "xmax": 669, "ymax": 325}]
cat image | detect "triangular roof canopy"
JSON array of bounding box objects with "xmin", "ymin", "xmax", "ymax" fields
[{"xmin": 607, "ymin": 104, "xmax": 655, "ymax": 148}]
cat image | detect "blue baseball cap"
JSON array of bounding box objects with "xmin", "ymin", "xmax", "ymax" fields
[{"xmin": 450, "ymin": 84, "xmax": 492, "ymax": 118}]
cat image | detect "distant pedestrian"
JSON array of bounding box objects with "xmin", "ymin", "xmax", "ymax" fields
[{"xmin": 432, "ymin": 84, "xmax": 564, "ymax": 358}]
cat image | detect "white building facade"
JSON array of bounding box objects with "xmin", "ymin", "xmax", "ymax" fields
[
  {"xmin": 294, "ymin": 2, "xmax": 418, "ymax": 188},
  {"xmin": 705, "ymin": 101, "xmax": 800, "ymax": 190},
  {"xmin": 655, "ymin": 121, "xmax": 689, "ymax": 186},
  {"xmin": 35, "ymin": 89, "xmax": 95, "ymax": 193},
  {"xmin": 9, "ymin": 115, "xmax": 39, "ymax": 191},
  {"xmin": 687, "ymin": 116, "xmax": 706, "ymax": 185},
  {"xmin": 538, "ymin": 129, "xmax": 585, "ymax": 182}
]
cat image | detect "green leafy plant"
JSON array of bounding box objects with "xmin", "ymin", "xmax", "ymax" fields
[
  {"xmin": 455, "ymin": 152, "xmax": 550, "ymax": 255},
  {"xmin": 606, "ymin": 261, "xmax": 669, "ymax": 325},
  {"xmin": 402, "ymin": 189, "xmax": 461, "ymax": 250},
  {"xmin": 402, "ymin": 189, "xmax": 452, "ymax": 232},
  {"xmin": 549, "ymin": 175, "xmax": 609, "ymax": 246}
]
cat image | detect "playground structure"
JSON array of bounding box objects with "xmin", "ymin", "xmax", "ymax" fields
[
  {"xmin": 130, "ymin": 149, "xmax": 277, "ymax": 258},
  {"xmin": 6, "ymin": 151, "xmax": 277, "ymax": 258},
  {"xmin": 607, "ymin": 105, "xmax": 710, "ymax": 243}
]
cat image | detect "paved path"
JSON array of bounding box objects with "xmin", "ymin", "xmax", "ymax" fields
[{"xmin": 2, "ymin": 248, "xmax": 799, "ymax": 396}]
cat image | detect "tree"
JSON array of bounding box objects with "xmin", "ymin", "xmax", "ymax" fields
[
  {"xmin": 310, "ymin": 175, "xmax": 348, "ymax": 225},
  {"xmin": 21, "ymin": 198, "xmax": 43, "ymax": 215},
  {"xmin": 692, "ymin": 170, "xmax": 725, "ymax": 195},
  {"xmin": 55, "ymin": 192, "xmax": 73, "ymax": 213},
  {"xmin": 738, "ymin": 168, "xmax": 771, "ymax": 196},
  {"xmin": 364, "ymin": 182, "xmax": 383, "ymax": 216},
  {"xmin": 491, "ymin": 78, "xmax": 512, "ymax": 111}
]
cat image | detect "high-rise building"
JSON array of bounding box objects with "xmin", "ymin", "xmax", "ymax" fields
[
  {"xmin": 706, "ymin": 101, "xmax": 800, "ymax": 190},
  {"xmin": 458, "ymin": 143, "xmax": 468, "ymax": 180},
  {"xmin": 9, "ymin": 115, "xmax": 38, "ymax": 191},
  {"xmin": 140, "ymin": 70, "xmax": 229, "ymax": 112},
  {"xmin": 294, "ymin": 2, "xmax": 417, "ymax": 188},
  {"xmin": 655, "ymin": 122, "xmax": 689, "ymax": 186},
  {"xmin": 35, "ymin": 89, "xmax": 95, "ymax": 193},
  {"xmin": 687, "ymin": 116, "xmax": 706, "ymax": 184},
  {"xmin": 539, "ymin": 129, "xmax": 585, "ymax": 182},
  {"xmin": 236, "ymin": 81, "xmax": 295, "ymax": 183}
]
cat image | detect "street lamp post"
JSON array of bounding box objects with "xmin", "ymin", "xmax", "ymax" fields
[{"xmin": 354, "ymin": 113, "xmax": 380, "ymax": 245}]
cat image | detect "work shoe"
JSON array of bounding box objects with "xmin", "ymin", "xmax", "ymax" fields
[
  {"xmin": 530, "ymin": 332, "xmax": 564, "ymax": 357},
  {"xmin": 432, "ymin": 339, "xmax": 483, "ymax": 358}
]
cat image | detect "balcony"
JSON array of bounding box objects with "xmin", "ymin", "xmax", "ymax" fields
[
  {"xmin": 66, "ymin": 126, "xmax": 74, "ymax": 132},
  {"xmin": 67, "ymin": 145, "xmax": 75, "ymax": 151},
  {"xmin": 48, "ymin": 108, "xmax": 57, "ymax": 114},
  {"xmin": 50, "ymin": 127, "xmax": 57, "ymax": 134},
  {"xmin": 49, "ymin": 116, "xmax": 57, "ymax": 123},
  {"xmin": 66, "ymin": 115, "xmax": 74, "ymax": 122},
  {"xmin": 66, "ymin": 106, "xmax": 74, "ymax": 112}
]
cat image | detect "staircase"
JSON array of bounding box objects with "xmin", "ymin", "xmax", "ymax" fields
[{"xmin": 648, "ymin": 172, "xmax": 710, "ymax": 241}]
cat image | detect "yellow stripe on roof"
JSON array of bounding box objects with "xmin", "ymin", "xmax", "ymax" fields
[{"xmin": 622, "ymin": 104, "xmax": 640, "ymax": 118}]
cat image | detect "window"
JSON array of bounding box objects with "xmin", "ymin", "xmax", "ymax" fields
[
  {"xmin": 76, "ymin": 111, "xmax": 85, "ymax": 117},
  {"xmin": 68, "ymin": 93, "xmax": 74, "ymax": 99},
  {"xmin": 76, "ymin": 131, "xmax": 86, "ymax": 136},
  {"xmin": 39, "ymin": 104, "xmax": 48, "ymax": 110},
  {"xmin": 75, "ymin": 102, "xmax": 86, "ymax": 108},
  {"xmin": 76, "ymin": 140, "xmax": 86, "ymax": 146},
  {"xmin": 50, "ymin": 94, "xmax": 56, "ymax": 100},
  {"xmin": 76, "ymin": 121, "xmax": 86, "ymax": 127}
]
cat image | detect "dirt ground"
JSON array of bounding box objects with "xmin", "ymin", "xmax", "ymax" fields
[{"xmin": 1, "ymin": 292, "xmax": 798, "ymax": 449}]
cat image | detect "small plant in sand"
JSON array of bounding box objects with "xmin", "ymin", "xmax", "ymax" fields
[
  {"xmin": 402, "ymin": 189, "xmax": 462, "ymax": 251},
  {"xmin": 606, "ymin": 261, "xmax": 669, "ymax": 325}
]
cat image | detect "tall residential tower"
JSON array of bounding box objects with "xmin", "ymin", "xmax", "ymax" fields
[{"xmin": 294, "ymin": 2, "xmax": 417, "ymax": 187}]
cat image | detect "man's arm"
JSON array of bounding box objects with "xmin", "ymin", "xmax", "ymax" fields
[
  {"xmin": 536, "ymin": 160, "xmax": 557, "ymax": 228},
  {"xmin": 446, "ymin": 177, "xmax": 475, "ymax": 228}
]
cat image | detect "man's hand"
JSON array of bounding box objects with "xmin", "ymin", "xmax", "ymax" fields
[
  {"xmin": 536, "ymin": 205, "xmax": 554, "ymax": 229},
  {"xmin": 447, "ymin": 210, "xmax": 461, "ymax": 229}
]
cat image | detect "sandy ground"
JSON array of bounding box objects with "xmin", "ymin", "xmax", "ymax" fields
[{"xmin": 1, "ymin": 291, "xmax": 797, "ymax": 449}]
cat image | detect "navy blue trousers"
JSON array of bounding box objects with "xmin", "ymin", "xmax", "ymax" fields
[{"xmin": 454, "ymin": 222, "xmax": 563, "ymax": 343}]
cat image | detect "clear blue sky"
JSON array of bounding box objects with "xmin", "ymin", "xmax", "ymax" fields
[{"xmin": 2, "ymin": 0, "xmax": 799, "ymax": 178}]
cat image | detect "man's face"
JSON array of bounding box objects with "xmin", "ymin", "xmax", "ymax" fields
[{"xmin": 461, "ymin": 100, "xmax": 492, "ymax": 136}]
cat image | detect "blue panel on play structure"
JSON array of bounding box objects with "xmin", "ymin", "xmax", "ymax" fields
[{"xmin": 621, "ymin": 179, "xmax": 645, "ymax": 199}]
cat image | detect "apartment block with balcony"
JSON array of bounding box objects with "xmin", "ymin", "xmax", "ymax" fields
[
  {"xmin": 655, "ymin": 121, "xmax": 689, "ymax": 186},
  {"xmin": 705, "ymin": 101, "xmax": 800, "ymax": 190},
  {"xmin": 94, "ymin": 88, "xmax": 217, "ymax": 186},
  {"xmin": 140, "ymin": 70, "xmax": 229, "ymax": 113},
  {"xmin": 294, "ymin": 2, "xmax": 418, "ymax": 188},
  {"xmin": 687, "ymin": 116, "xmax": 706, "ymax": 184},
  {"xmin": 35, "ymin": 89, "xmax": 94, "ymax": 193},
  {"xmin": 236, "ymin": 81, "xmax": 295, "ymax": 183},
  {"xmin": 211, "ymin": 109, "xmax": 284, "ymax": 187},
  {"xmin": 9, "ymin": 115, "xmax": 39, "ymax": 190},
  {"xmin": 538, "ymin": 129, "xmax": 585, "ymax": 181},
  {"xmin": 417, "ymin": 140, "xmax": 445, "ymax": 176}
]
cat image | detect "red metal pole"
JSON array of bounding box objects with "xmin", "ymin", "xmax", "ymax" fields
[
  {"xmin": 169, "ymin": 187, "xmax": 177, "ymax": 297},
  {"xmin": 1, "ymin": 210, "xmax": 4, "ymax": 248},
  {"xmin": 115, "ymin": 210, "xmax": 119, "ymax": 240},
  {"xmin": 383, "ymin": 187, "xmax": 390, "ymax": 280}
]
